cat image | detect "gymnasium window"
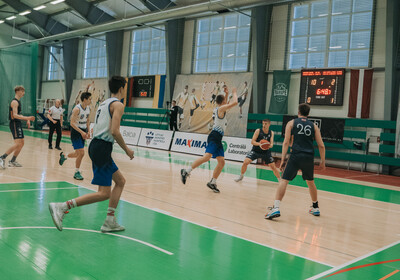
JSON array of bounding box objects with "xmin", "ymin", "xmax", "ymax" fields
[
  {"xmin": 289, "ymin": 0, "xmax": 373, "ymax": 69},
  {"xmin": 83, "ymin": 36, "xmax": 108, "ymax": 78},
  {"xmin": 47, "ymin": 47, "xmax": 64, "ymax": 80},
  {"xmin": 194, "ymin": 11, "xmax": 251, "ymax": 73},
  {"xmin": 129, "ymin": 26, "xmax": 166, "ymax": 76}
]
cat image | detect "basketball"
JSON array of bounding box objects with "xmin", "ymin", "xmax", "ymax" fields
[{"xmin": 259, "ymin": 139, "xmax": 270, "ymax": 150}]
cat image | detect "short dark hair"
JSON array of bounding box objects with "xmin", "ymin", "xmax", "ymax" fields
[
  {"xmin": 109, "ymin": 76, "xmax": 126, "ymax": 94},
  {"xmin": 298, "ymin": 103, "xmax": 311, "ymax": 116},
  {"xmin": 80, "ymin": 91, "xmax": 92, "ymax": 102},
  {"xmin": 216, "ymin": 95, "xmax": 225, "ymax": 105},
  {"xmin": 262, "ymin": 119, "xmax": 271, "ymax": 123}
]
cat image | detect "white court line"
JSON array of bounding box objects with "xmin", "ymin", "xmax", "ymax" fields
[
  {"xmin": 306, "ymin": 240, "xmax": 400, "ymax": 280},
  {"xmin": 0, "ymin": 226, "xmax": 173, "ymax": 256},
  {"xmin": 71, "ymin": 182, "xmax": 333, "ymax": 267},
  {"xmin": 0, "ymin": 187, "xmax": 80, "ymax": 193}
]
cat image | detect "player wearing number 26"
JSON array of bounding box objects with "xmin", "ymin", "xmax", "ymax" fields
[{"xmin": 265, "ymin": 103, "xmax": 325, "ymax": 220}]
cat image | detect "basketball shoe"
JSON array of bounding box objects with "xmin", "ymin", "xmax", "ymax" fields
[
  {"xmin": 206, "ymin": 181, "xmax": 220, "ymax": 193},
  {"xmin": 8, "ymin": 161, "xmax": 22, "ymax": 167},
  {"xmin": 265, "ymin": 207, "xmax": 280, "ymax": 219},
  {"xmin": 234, "ymin": 174, "xmax": 244, "ymax": 182},
  {"xmin": 101, "ymin": 216, "xmax": 125, "ymax": 233},
  {"xmin": 74, "ymin": 171, "xmax": 84, "ymax": 180},
  {"xmin": 180, "ymin": 169, "xmax": 189, "ymax": 184},
  {"xmin": 59, "ymin": 152, "xmax": 67, "ymax": 166},
  {"xmin": 0, "ymin": 158, "xmax": 5, "ymax": 169},
  {"xmin": 49, "ymin": 202, "xmax": 67, "ymax": 231},
  {"xmin": 309, "ymin": 207, "xmax": 320, "ymax": 216}
]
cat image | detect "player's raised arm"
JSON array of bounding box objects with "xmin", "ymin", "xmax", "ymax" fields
[{"xmin": 219, "ymin": 87, "xmax": 238, "ymax": 114}]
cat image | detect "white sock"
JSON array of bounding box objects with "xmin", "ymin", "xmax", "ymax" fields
[
  {"xmin": 186, "ymin": 167, "xmax": 193, "ymax": 174},
  {"xmin": 274, "ymin": 200, "xmax": 280, "ymax": 208},
  {"xmin": 210, "ymin": 178, "xmax": 217, "ymax": 184},
  {"xmin": 75, "ymin": 168, "xmax": 80, "ymax": 172},
  {"xmin": 62, "ymin": 199, "xmax": 77, "ymax": 211},
  {"xmin": 240, "ymin": 173, "xmax": 244, "ymax": 177}
]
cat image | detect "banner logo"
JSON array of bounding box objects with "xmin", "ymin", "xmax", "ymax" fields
[
  {"xmin": 273, "ymin": 83, "xmax": 288, "ymax": 102},
  {"xmin": 174, "ymin": 138, "xmax": 207, "ymax": 149},
  {"xmin": 222, "ymin": 141, "xmax": 228, "ymax": 152},
  {"xmin": 146, "ymin": 131, "xmax": 154, "ymax": 145}
]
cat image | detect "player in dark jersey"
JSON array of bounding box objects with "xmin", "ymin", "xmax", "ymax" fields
[
  {"xmin": 0, "ymin": 86, "xmax": 35, "ymax": 169},
  {"xmin": 265, "ymin": 103, "xmax": 325, "ymax": 219},
  {"xmin": 234, "ymin": 119, "xmax": 280, "ymax": 182}
]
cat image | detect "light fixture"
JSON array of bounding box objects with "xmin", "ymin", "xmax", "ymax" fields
[
  {"xmin": 12, "ymin": 36, "xmax": 29, "ymax": 42},
  {"xmin": 50, "ymin": 0, "xmax": 65, "ymax": 4},
  {"xmin": 34, "ymin": 5, "xmax": 46, "ymax": 11},
  {"xmin": 0, "ymin": 20, "xmax": 4, "ymax": 24},
  {"xmin": 19, "ymin": 10, "xmax": 31, "ymax": 16},
  {"xmin": 6, "ymin": 16, "xmax": 17, "ymax": 20}
]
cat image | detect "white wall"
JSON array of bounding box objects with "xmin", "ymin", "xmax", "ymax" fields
[
  {"xmin": 40, "ymin": 81, "xmax": 66, "ymax": 101},
  {"xmin": 181, "ymin": 20, "xmax": 195, "ymax": 74}
]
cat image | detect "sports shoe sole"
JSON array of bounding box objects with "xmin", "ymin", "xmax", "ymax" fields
[
  {"xmin": 49, "ymin": 203, "xmax": 63, "ymax": 231},
  {"xmin": 309, "ymin": 212, "xmax": 320, "ymax": 216},
  {"xmin": 206, "ymin": 183, "xmax": 220, "ymax": 193},
  {"xmin": 180, "ymin": 169, "xmax": 187, "ymax": 184},
  {"xmin": 265, "ymin": 213, "xmax": 280, "ymax": 220},
  {"xmin": 101, "ymin": 226, "xmax": 125, "ymax": 233}
]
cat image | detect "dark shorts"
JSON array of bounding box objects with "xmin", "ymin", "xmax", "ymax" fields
[
  {"xmin": 190, "ymin": 104, "xmax": 200, "ymax": 116},
  {"xmin": 10, "ymin": 121, "xmax": 24, "ymax": 139},
  {"xmin": 71, "ymin": 128, "xmax": 86, "ymax": 150},
  {"xmin": 177, "ymin": 107, "xmax": 184, "ymax": 115},
  {"xmin": 238, "ymin": 97, "xmax": 246, "ymax": 107},
  {"xmin": 282, "ymin": 152, "xmax": 314, "ymax": 181},
  {"xmin": 205, "ymin": 131, "xmax": 224, "ymax": 158},
  {"xmin": 246, "ymin": 150, "xmax": 274, "ymax": 164},
  {"xmin": 89, "ymin": 138, "xmax": 118, "ymax": 187}
]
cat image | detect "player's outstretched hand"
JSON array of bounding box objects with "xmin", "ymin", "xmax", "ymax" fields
[
  {"xmin": 126, "ymin": 148, "xmax": 134, "ymax": 160},
  {"xmin": 29, "ymin": 116, "xmax": 35, "ymax": 121},
  {"xmin": 27, "ymin": 120, "xmax": 30, "ymax": 129}
]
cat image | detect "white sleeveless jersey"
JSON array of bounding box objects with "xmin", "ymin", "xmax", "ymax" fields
[
  {"xmin": 77, "ymin": 104, "xmax": 90, "ymax": 129},
  {"xmin": 212, "ymin": 107, "xmax": 227, "ymax": 135},
  {"xmin": 92, "ymin": 97, "xmax": 119, "ymax": 143}
]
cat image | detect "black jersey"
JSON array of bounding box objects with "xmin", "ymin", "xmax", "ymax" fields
[
  {"xmin": 252, "ymin": 129, "xmax": 272, "ymax": 153},
  {"xmin": 9, "ymin": 98, "xmax": 22, "ymax": 123},
  {"xmin": 291, "ymin": 117, "xmax": 315, "ymax": 154}
]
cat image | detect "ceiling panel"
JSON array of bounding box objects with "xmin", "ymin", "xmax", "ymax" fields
[
  {"xmin": 96, "ymin": 0, "xmax": 150, "ymax": 19},
  {"xmin": 52, "ymin": 11, "xmax": 92, "ymax": 29},
  {"xmin": 19, "ymin": 22, "xmax": 46, "ymax": 38}
]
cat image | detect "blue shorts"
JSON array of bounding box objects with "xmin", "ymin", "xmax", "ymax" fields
[
  {"xmin": 71, "ymin": 128, "xmax": 86, "ymax": 150},
  {"xmin": 88, "ymin": 138, "xmax": 118, "ymax": 187},
  {"xmin": 206, "ymin": 130, "xmax": 224, "ymax": 158}
]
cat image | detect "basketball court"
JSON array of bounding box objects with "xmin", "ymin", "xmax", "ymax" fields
[{"xmin": 0, "ymin": 129, "xmax": 399, "ymax": 279}]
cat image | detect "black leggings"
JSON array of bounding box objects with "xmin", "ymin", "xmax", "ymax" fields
[{"xmin": 48, "ymin": 120, "xmax": 62, "ymax": 147}]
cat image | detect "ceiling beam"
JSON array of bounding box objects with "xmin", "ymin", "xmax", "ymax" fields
[
  {"xmin": 64, "ymin": 0, "xmax": 114, "ymax": 25},
  {"xmin": 2, "ymin": 0, "xmax": 70, "ymax": 35},
  {"xmin": 140, "ymin": 0, "xmax": 176, "ymax": 11}
]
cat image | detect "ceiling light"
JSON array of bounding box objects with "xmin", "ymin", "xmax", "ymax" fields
[
  {"xmin": 0, "ymin": 20, "xmax": 4, "ymax": 24},
  {"xmin": 50, "ymin": 0, "xmax": 65, "ymax": 4},
  {"xmin": 34, "ymin": 5, "xmax": 46, "ymax": 11},
  {"xmin": 6, "ymin": 16, "xmax": 16, "ymax": 20},
  {"xmin": 19, "ymin": 10, "xmax": 31, "ymax": 16}
]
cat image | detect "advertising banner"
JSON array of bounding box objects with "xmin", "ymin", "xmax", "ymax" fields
[
  {"xmin": 138, "ymin": 128, "xmax": 174, "ymax": 150},
  {"xmin": 172, "ymin": 73, "xmax": 253, "ymax": 137},
  {"xmin": 171, "ymin": 132, "xmax": 253, "ymax": 162},
  {"xmin": 120, "ymin": 126, "xmax": 141, "ymax": 146}
]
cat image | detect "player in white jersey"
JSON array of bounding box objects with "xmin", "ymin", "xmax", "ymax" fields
[
  {"xmin": 175, "ymin": 85, "xmax": 189, "ymax": 128},
  {"xmin": 59, "ymin": 92, "xmax": 92, "ymax": 180},
  {"xmin": 181, "ymin": 87, "xmax": 238, "ymax": 193},
  {"xmin": 49, "ymin": 76, "xmax": 134, "ymax": 233}
]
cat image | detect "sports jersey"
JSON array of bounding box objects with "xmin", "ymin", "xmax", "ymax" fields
[
  {"xmin": 291, "ymin": 117, "xmax": 315, "ymax": 154},
  {"xmin": 92, "ymin": 97, "xmax": 119, "ymax": 143},
  {"xmin": 252, "ymin": 129, "xmax": 272, "ymax": 154},
  {"xmin": 76, "ymin": 104, "xmax": 90, "ymax": 129}
]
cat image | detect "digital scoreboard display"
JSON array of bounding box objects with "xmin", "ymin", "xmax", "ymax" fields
[{"xmin": 299, "ymin": 69, "xmax": 345, "ymax": 106}]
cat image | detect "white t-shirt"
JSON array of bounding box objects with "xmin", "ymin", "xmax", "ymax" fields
[
  {"xmin": 49, "ymin": 106, "xmax": 63, "ymax": 120},
  {"xmin": 76, "ymin": 104, "xmax": 90, "ymax": 129},
  {"xmin": 92, "ymin": 97, "xmax": 119, "ymax": 143}
]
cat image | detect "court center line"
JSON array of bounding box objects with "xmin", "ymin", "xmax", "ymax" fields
[
  {"xmin": 306, "ymin": 240, "xmax": 400, "ymax": 280},
  {"xmin": 0, "ymin": 226, "xmax": 173, "ymax": 256}
]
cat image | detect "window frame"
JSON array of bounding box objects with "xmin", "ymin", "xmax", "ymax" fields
[
  {"xmin": 288, "ymin": 0, "xmax": 374, "ymax": 70},
  {"xmin": 82, "ymin": 35, "xmax": 108, "ymax": 79},
  {"xmin": 47, "ymin": 46, "xmax": 64, "ymax": 81}
]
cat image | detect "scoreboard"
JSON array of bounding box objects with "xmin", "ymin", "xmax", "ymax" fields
[{"xmin": 299, "ymin": 69, "xmax": 345, "ymax": 106}]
